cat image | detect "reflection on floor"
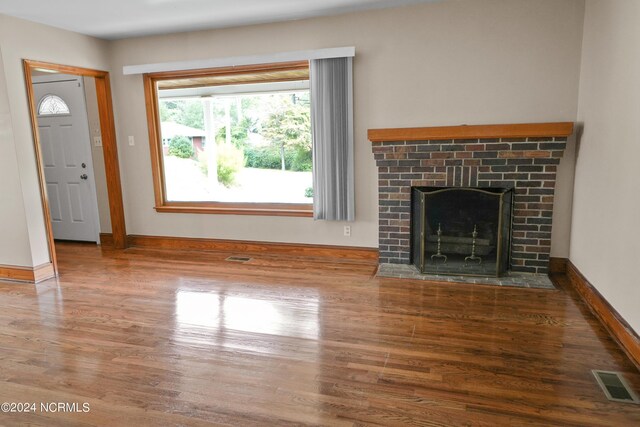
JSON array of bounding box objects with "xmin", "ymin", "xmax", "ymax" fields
[
  {"xmin": 176, "ymin": 290, "xmax": 319, "ymax": 338},
  {"xmin": 0, "ymin": 242, "xmax": 638, "ymax": 426}
]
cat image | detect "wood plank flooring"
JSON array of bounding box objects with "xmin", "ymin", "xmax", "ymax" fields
[{"xmin": 0, "ymin": 242, "xmax": 638, "ymax": 426}]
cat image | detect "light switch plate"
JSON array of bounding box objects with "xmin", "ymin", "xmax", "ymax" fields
[{"xmin": 128, "ymin": 136, "xmax": 135, "ymax": 146}]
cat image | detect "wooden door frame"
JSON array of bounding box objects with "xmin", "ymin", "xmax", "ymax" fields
[{"xmin": 23, "ymin": 59, "xmax": 127, "ymax": 275}]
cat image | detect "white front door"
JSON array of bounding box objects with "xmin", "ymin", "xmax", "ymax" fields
[{"xmin": 33, "ymin": 75, "xmax": 100, "ymax": 242}]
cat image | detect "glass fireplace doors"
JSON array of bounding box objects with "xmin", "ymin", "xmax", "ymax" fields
[{"xmin": 411, "ymin": 187, "xmax": 513, "ymax": 277}]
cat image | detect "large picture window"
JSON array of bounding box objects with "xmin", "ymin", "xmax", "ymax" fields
[{"xmin": 144, "ymin": 61, "xmax": 313, "ymax": 216}]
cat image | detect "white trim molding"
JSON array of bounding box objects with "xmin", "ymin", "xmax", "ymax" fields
[{"xmin": 123, "ymin": 47, "xmax": 356, "ymax": 75}]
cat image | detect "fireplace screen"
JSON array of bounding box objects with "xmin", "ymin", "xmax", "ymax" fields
[{"xmin": 411, "ymin": 187, "xmax": 513, "ymax": 277}]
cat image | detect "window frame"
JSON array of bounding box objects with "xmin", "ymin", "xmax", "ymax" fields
[{"xmin": 143, "ymin": 61, "xmax": 313, "ymax": 217}]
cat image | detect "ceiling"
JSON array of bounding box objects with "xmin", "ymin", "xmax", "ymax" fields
[{"xmin": 0, "ymin": 0, "xmax": 436, "ymax": 40}]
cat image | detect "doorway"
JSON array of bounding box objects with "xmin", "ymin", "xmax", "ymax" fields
[
  {"xmin": 32, "ymin": 73, "xmax": 101, "ymax": 243},
  {"xmin": 24, "ymin": 60, "xmax": 127, "ymax": 276}
]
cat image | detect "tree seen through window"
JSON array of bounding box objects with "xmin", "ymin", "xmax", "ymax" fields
[{"xmin": 158, "ymin": 87, "xmax": 312, "ymax": 204}]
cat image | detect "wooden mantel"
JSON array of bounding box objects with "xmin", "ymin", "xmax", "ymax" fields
[{"xmin": 368, "ymin": 122, "xmax": 574, "ymax": 142}]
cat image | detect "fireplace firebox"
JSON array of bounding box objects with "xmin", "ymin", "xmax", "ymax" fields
[{"xmin": 411, "ymin": 187, "xmax": 513, "ymax": 277}]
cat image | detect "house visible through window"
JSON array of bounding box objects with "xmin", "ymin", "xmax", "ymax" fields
[{"xmin": 144, "ymin": 61, "xmax": 313, "ymax": 215}]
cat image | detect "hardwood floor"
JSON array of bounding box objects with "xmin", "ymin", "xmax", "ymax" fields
[{"xmin": 0, "ymin": 242, "xmax": 638, "ymax": 426}]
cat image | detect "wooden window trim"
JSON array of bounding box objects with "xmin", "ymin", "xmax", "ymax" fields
[{"xmin": 143, "ymin": 61, "xmax": 313, "ymax": 217}]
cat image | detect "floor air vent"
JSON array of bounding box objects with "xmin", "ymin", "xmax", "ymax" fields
[
  {"xmin": 225, "ymin": 256, "xmax": 252, "ymax": 263},
  {"xmin": 592, "ymin": 370, "xmax": 639, "ymax": 404}
]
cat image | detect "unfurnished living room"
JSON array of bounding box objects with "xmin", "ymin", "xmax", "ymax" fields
[{"xmin": 0, "ymin": 0, "xmax": 639, "ymax": 425}]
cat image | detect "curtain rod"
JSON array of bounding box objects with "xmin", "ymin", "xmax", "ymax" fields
[{"xmin": 123, "ymin": 46, "xmax": 355, "ymax": 75}]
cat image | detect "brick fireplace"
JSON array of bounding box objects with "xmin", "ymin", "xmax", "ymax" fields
[{"xmin": 369, "ymin": 122, "xmax": 573, "ymax": 275}]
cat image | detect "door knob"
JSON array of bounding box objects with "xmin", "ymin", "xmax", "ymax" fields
[{"xmin": 80, "ymin": 174, "xmax": 88, "ymax": 180}]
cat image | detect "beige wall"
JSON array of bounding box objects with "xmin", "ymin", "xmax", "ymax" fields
[
  {"xmin": 572, "ymin": 0, "xmax": 640, "ymax": 332},
  {"xmin": 83, "ymin": 76, "xmax": 112, "ymax": 234},
  {"xmin": 109, "ymin": 0, "xmax": 584, "ymax": 252},
  {"xmin": 0, "ymin": 46, "xmax": 33, "ymax": 267},
  {"xmin": 0, "ymin": 14, "xmax": 110, "ymax": 267}
]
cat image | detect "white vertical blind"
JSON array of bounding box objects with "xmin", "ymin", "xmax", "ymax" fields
[{"xmin": 310, "ymin": 57, "xmax": 354, "ymax": 221}]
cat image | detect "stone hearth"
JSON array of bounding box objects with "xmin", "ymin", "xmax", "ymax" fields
[
  {"xmin": 369, "ymin": 123, "xmax": 572, "ymax": 275},
  {"xmin": 377, "ymin": 264, "xmax": 555, "ymax": 289}
]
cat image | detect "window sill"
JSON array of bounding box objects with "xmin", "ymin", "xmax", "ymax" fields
[{"xmin": 154, "ymin": 203, "xmax": 313, "ymax": 217}]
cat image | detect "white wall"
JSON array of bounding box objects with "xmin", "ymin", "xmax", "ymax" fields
[
  {"xmin": 0, "ymin": 46, "xmax": 33, "ymax": 267},
  {"xmin": 572, "ymin": 0, "xmax": 640, "ymax": 332},
  {"xmin": 0, "ymin": 14, "xmax": 110, "ymax": 267},
  {"xmin": 109, "ymin": 0, "xmax": 585, "ymax": 251}
]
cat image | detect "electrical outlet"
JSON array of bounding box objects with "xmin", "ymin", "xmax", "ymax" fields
[
  {"xmin": 344, "ymin": 225, "xmax": 351, "ymax": 237},
  {"xmin": 93, "ymin": 136, "xmax": 102, "ymax": 147},
  {"xmin": 128, "ymin": 135, "xmax": 135, "ymax": 146}
]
